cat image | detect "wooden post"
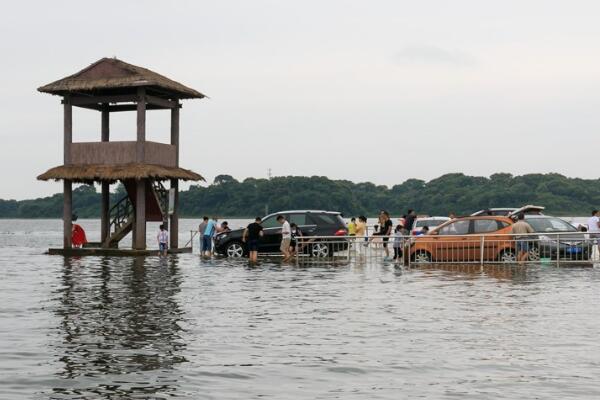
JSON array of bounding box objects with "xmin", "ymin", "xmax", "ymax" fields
[
  {"xmin": 100, "ymin": 105, "xmax": 110, "ymax": 246},
  {"xmin": 64, "ymin": 180, "xmax": 72, "ymax": 248},
  {"xmin": 134, "ymin": 180, "xmax": 146, "ymax": 249},
  {"xmin": 136, "ymin": 88, "xmax": 146, "ymax": 162},
  {"xmin": 134, "ymin": 90, "xmax": 147, "ymax": 250},
  {"xmin": 63, "ymin": 97, "xmax": 72, "ymax": 248},
  {"xmin": 170, "ymin": 104, "xmax": 180, "ymax": 248},
  {"xmin": 64, "ymin": 97, "xmax": 72, "ymax": 164}
]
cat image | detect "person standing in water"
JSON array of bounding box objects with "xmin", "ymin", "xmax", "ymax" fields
[
  {"xmin": 202, "ymin": 217, "xmax": 218, "ymax": 257},
  {"xmin": 348, "ymin": 217, "xmax": 357, "ymax": 236},
  {"xmin": 157, "ymin": 224, "xmax": 169, "ymax": 256},
  {"xmin": 243, "ymin": 217, "xmax": 264, "ymax": 262},
  {"xmin": 372, "ymin": 211, "xmax": 393, "ymax": 261}
]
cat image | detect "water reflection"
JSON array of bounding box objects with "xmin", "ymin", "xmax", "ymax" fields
[{"xmin": 49, "ymin": 256, "xmax": 185, "ymax": 398}]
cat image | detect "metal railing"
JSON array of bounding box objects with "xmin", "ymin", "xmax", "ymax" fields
[
  {"xmin": 294, "ymin": 232, "xmax": 600, "ymax": 266},
  {"xmin": 186, "ymin": 230, "xmax": 600, "ymax": 266}
]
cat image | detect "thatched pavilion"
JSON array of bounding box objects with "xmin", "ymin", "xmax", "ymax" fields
[{"xmin": 38, "ymin": 57, "xmax": 204, "ymax": 252}]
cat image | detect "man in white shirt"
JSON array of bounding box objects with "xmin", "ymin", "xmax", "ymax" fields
[
  {"xmin": 588, "ymin": 210, "xmax": 600, "ymax": 235},
  {"xmin": 277, "ymin": 215, "xmax": 292, "ymax": 261}
]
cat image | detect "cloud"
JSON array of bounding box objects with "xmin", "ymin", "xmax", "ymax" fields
[{"xmin": 393, "ymin": 45, "xmax": 476, "ymax": 67}]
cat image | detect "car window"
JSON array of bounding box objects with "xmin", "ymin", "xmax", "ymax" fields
[
  {"xmin": 527, "ymin": 218, "xmax": 576, "ymax": 232},
  {"xmin": 438, "ymin": 220, "xmax": 470, "ymax": 235},
  {"xmin": 498, "ymin": 221, "xmax": 511, "ymax": 229},
  {"xmin": 262, "ymin": 216, "xmax": 281, "ymax": 228},
  {"xmin": 473, "ymin": 219, "xmax": 499, "ymax": 233},
  {"xmin": 310, "ymin": 213, "xmax": 338, "ymax": 225},
  {"xmin": 416, "ymin": 219, "xmax": 446, "ymax": 227},
  {"xmin": 289, "ymin": 213, "xmax": 308, "ymax": 226}
]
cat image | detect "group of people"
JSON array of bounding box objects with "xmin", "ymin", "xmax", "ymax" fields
[
  {"xmin": 240, "ymin": 215, "xmax": 303, "ymax": 262},
  {"xmin": 198, "ymin": 216, "xmax": 231, "ymax": 256},
  {"xmin": 346, "ymin": 210, "xmax": 419, "ymax": 262}
]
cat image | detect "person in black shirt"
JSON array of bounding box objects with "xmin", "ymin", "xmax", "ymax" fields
[
  {"xmin": 372, "ymin": 210, "xmax": 394, "ymax": 260},
  {"xmin": 404, "ymin": 209, "xmax": 417, "ymax": 232},
  {"xmin": 243, "ymin": 217, "xmax": 264, "ymax": 262}
]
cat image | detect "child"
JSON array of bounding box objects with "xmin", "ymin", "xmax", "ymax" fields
[
  {"xmin": 157, "ymin": 224, "xmax": 169, "ymax": 256},
  {"xmin": 392, "ymin": 224, "xmax": 404, "ymax": 261},
  {"xmin": 289, "ymin": 222, "xmax": 303, "ymax": 257}
]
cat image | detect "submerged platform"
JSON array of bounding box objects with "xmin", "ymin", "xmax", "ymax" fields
[{"xmin": 47, "ymin": 247, "xmax": 192, "ymax": 257}]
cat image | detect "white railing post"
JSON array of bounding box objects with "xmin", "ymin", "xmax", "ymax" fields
[
  {"xmin": 556, "ymin": 233, "xmax": 560, "ymax": 267},
  {"xmin": 480, "ymin": 235, "xmax": 485, "ymax": 266}
]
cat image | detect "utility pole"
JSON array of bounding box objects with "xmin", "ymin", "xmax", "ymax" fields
[{"xmin": 268, "ymin": 168, "xmax": 272, "ymax": 180}]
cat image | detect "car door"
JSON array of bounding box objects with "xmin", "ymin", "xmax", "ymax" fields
[
  {"xmin": 259, "ymin": 214, "xmax": 285, "ymax": 252},
  {"xmin": 432, "ymin": 220, "xmax": 472, "ymax": 262},
  {"xmin": 472, "ymin": 219, "xmax": 503, "ymax": 261}
]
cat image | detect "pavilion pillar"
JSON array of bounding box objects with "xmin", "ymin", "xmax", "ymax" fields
[
  {"xmin": 134, "ymin": 89, "xmax": 147, "ymax": 250},
  {"xmin": 63, "ymin": 98, "xmax": 72, "ymax": 248},
  {"xmin": 100, "ymin": 104, "xmax": 110, "ymax": 246},
  {"xmin": 170, "ymin": 105, "xmax": 180, "ymax": 248}
]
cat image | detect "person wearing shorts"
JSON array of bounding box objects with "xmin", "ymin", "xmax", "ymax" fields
[
  {"xmin": 278, "ymin": 215, "xmax": 292, "ymax": 261},
  {"xmin": 511, "ymin": 213, "xmax": 534, "ymax": 263},
  {"xmin": 243, "ymin": 217, "xmax": 264, "ymax": 262}
]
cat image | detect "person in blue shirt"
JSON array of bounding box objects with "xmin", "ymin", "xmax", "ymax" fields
[{"xmin": 202, "ymin": 217, "xmax": 218, "ymax": 257}]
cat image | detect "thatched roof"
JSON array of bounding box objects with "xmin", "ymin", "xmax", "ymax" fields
[
  {"xmin": 38, "ymin": 163, "xmax": 204, "ymax": 183},
  {"xmin": 38, "ymin": 58, "xmax": 205, "ymax": 99}
]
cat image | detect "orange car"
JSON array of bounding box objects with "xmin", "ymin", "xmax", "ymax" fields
[{"xmin": 409, "ymin": 216, "xmax": 516, "ymax": 263}]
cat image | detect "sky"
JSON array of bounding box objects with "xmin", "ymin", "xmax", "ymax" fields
[{"xmin": 1, "ymin": 0, "xmax": 599, "ymax": 200}]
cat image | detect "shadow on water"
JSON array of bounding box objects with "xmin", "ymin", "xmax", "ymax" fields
[{"xmin": 47, "ymin": 256, "xmax": 186, "ymax": 399}]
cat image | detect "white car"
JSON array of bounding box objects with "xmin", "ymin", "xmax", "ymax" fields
[
  {"xmin": 471, "ymin": 205, "xmax": 545, "ymax": 217},
  {"xmin": 411, "ymin": 216, "xmax": 451, "ymax": 235}
]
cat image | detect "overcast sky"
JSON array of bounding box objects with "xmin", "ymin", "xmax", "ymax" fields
[{"xmin": 1, "ymin": 0, "xmax": 599, "ymax": 199}]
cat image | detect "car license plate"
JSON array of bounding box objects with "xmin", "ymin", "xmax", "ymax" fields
[{"xmin": 566, "ymin": 247, "xmax": 581, "ymax": 254}]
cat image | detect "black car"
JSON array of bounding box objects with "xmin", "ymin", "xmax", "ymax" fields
[
  {"xmin": 213, "ymin": 210, "xmax": 348, "ymax": 258},
  {"xmin": 525, "ymin": 215, "xmax": 590, "ymax": 261}
]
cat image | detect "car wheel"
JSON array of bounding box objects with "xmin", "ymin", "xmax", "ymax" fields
[
  {"xmin": 412, "ymin": 250, "xmax": 431, "ymax": 263},
  {"xmin": 499, "ymin": 249, "xmax": 516, "ymax": 263},
  {"xmin": 528, "ymin": 246, "xmax": 540, "ymax": 261},
  {"xmin": 226, "ymin": 241, "xmax": 245, "ymax": 258},
  {"xmin": 311, "ymin": 242, "xmax": 330, "ymax": 258}
]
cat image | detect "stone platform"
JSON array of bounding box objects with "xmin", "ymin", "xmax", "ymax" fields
[{"xmin": 47, "ymin": 247, "xmax": 192, "ymax": 257}]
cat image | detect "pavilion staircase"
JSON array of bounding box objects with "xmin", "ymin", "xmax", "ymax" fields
[
  {"xmin": 102, "ymin": 180, "xmax": 170, "ymax": 248},
  {"xmin": 103, "ymin": 195, "xmax": 134, "ymax": 248}
]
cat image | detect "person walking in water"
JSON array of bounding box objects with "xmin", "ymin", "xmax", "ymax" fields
[
  {"xmin": 157, "ymin": 224, "xmax": 169, "ymax": 256},
  {"xmin": 277, "ymin": 215, "xmax": 292, "ymax": 261},
  {"xmin": 243, "ymin": 217, "xmax": 263, "ymax": 262},
  {"xmin": 511, "ymin": 213, "xmax": 534, "ymax": 263}
]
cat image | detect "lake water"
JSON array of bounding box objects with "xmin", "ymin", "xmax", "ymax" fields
[{"xmin": 1, "ymin": 219, "xmax": 600, "ymax": 399}]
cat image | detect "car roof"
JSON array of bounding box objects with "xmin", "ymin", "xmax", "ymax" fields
[
  {"xmin": 263, "ymin": 210, "xmax": 341, "ymax": 219},
  {"xmin": 432, "ymin": 215, "xmax": 513, "ymax": 232},
  {"xmin": 415, "ymin": 216, "xmax": 450, "ymax": 220}
]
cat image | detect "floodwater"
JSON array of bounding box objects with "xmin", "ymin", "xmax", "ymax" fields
[{"xmin": 1, "ymin": 219, "xmax": 600, "ymax": 399}]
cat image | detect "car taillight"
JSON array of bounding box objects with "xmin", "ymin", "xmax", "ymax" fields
[{"xmin": 335, "ymin": 229, "xmax": 347, "ymax": 236}]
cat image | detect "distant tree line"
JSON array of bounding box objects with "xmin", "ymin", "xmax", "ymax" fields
[{"xmin": 1, "ymin": 173, "xmax": 598, "ymax": 218}]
